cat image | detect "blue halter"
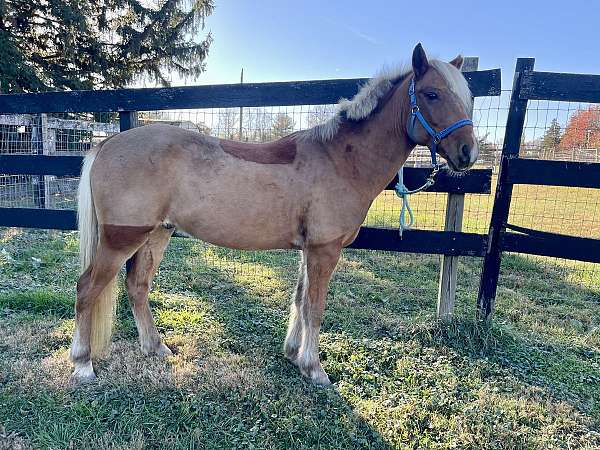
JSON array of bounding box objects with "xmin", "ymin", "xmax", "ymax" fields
[
  {"xmin": 407, "ymin": 77, "xmax": 473, "ymax": 167},
  {"xmin": 395, "ymin": 77, "xmax": 473, "ymax": 237}
]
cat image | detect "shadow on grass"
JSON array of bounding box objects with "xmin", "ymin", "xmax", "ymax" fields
[
  {"xmin": 114, "ymin": 237, "xmax": 393, "ymax": 448},
  {"xmin": 407, "ymin": 254, "xmax": 600, "ymax": 424},
  {"xmin": 160, "ymin": 239, "xmax": 600, "ymax": 422}
]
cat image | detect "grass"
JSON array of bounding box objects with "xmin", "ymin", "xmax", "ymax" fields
[{"xmin": 0, "ymin": 181, "xmax": 599, "ymax": 449}]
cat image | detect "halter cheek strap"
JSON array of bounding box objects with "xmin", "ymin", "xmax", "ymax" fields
[{"xmin": 406, "ymin": 77, "xmax": 473, "ymax": 166}]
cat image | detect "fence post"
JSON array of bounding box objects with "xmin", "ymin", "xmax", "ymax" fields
[
  {"xmin": 30, "ymin": 114, "xmax": 46, "ymax": 208},
  {"xmin": 119, "ymin": 111, "xmax": 139, "ymax": 131},
  {"xmin": 436, "ymin": 57, "xmax": 478, "ymax": 320},
  {"xmin": 477, "ymin": 57, "xmax": 535, "ymax": 321},
  {"xmin": 41, "ymin": 114, "xmax": 56, "ymax": 208}
]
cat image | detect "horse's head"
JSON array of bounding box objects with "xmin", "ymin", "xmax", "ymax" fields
[{"xmin": 404, "ymin": 43, "xmax": 478, "ymax": 172}]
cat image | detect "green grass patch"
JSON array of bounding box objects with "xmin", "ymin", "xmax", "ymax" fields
[{"xmin": 0, "ymin": 288, "xmax": 74, "ymax": 317}]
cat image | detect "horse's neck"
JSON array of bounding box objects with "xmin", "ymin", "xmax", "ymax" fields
[{"xmin": 323, "ymin": 100, "xmax": 415, "ymax": 200}]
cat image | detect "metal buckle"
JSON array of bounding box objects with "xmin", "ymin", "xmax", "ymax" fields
[{"xmin": 411, "ymin": 105, "xmax": 419, "ymax": 114}]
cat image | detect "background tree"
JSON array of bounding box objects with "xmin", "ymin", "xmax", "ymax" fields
[
  {"xmin": 0, "ymin": 0, "xmax": 214, "ymax": 93},
  {"xmin": 560, "ymin": 106, "xmax": 600, "ymax": 149},
  {"xmin": 271, "ymin": 113, "xmax": 294, "ymax": 138},
  {"xmin": 306, "ymin": 105, "xmax": 334, "ymax": 128},
  {"xmin": 244, "ymin": 108, "xmax": 273, "ymax": 142},
  {"xmin": 540, "ymin": 118, "xmax": 562, "ymax": 158},
  {"xmin": 475, "ymin": 132, "xmax": 497, "ymax": 165},
  {"xmin": 217, "ymin": 109, "xmax": 239, "ymax": 140}
]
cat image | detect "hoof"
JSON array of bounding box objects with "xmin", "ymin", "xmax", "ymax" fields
[
  {"xmin": 155, "ymin": 342, "xmax": 173, "ymax": 357},
  {"xmin": 297, "ymin": 362, "xmax": 331, "ymax": 386},
  {"xmin": 70, "ymin": 361, "xmax": 97, "ymax": 386},
  {"xmin": 307, "ymin": 369, "xmax": 331, "ymax": 386},
  {"xmin": 142, "ymin": 342, "xmax": 173, "ymax": 357}
]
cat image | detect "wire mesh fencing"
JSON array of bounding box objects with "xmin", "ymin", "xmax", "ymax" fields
[{"xmin": 500, "ymin": 98, "xmax": 600, "ymax": 287}]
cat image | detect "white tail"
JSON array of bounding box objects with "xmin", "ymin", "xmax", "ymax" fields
[{"xmin": 78, "ymin": 145, "xmax": 117, "ymax": 357}]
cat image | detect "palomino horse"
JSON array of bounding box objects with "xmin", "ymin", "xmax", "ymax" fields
[{"xmin": 71, "ymin": 44, "xmax": 478, "ymax": 385}]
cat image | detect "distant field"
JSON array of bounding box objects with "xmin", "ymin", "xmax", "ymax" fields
[
  {"xmin": 367, "ymin": 174, "xmax": 600, "ymax": 239},
  {"xmin": 1, "ymin": 221, "xmax": 599, "ymax": 448}
]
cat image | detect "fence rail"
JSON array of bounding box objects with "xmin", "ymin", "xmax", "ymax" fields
[
  {"xmin": 520, "ymin": 70, "xmax": 600, "ymax": 103},
  {"xmin": 505, "ymin": 159, "xmax": 600, "ymax": 188},
  {"xmin": 0, "ymin": 154, "xmax": 492, "ymax": 193},
  {"xmin": 0, "ymin": 70, "xmax": 501, "ymax": 114}
]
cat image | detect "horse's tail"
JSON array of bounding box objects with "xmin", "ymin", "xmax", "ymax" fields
[{"xmin": 78, "ymin": 142, "xmax": 117, "ymax": 357}]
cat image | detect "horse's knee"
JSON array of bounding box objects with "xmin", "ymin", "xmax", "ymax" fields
[{"xmin": 126, "ymin": 274, "xmax": 149, "ymax": 301}]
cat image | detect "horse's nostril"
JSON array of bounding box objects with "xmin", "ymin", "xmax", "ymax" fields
[
  {"xmin": 461, "ymin": 144, "xmax": 470, "ymax": 160},
  {"xmin": 459, "ymin": 144, "xmax": 472, "ymax": 165}
]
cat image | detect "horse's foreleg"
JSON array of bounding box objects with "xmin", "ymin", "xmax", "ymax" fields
[
  {"xmin": 126, "ymin": 227, "xmax": 174, "ymax": 356},
  {"xmin": 284, "ymin": 251, "xmax": 307, "ymax": 361},
  {"xmin": 294, "ymin": 242, "xmax": 341, "ymax": 385}
]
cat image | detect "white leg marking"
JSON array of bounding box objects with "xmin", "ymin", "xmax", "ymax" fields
[
  {"xmin": 295, "ymin": 325, "xmax": 330, "ymax": 386},
  {"xmin": 71, "ymin": 360, "xmax": 96, "ymax": 384}
]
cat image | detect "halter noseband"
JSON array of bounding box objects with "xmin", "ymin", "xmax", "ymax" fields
[{"xmin": 407, "ymin": 77, "xmax": 473, "ymax": 167}]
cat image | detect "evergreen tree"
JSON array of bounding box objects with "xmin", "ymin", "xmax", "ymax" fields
[
  {"xmin": 541, "ymin": 118, "xmax": 562, "ymax": 157},
  {"xmin": 0, "ymin": 0, "xmax": 214, "ymax": 92},
  {"xmin": 476, "ymin": 132, "xmax": 495, "ymax": 162}
]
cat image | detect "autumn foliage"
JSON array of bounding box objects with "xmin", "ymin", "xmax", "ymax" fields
[{"xmin": 559, "ymin": 106, "xmax": 600, "ymax": 149}]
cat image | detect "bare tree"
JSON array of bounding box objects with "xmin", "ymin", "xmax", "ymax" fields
[
  {"xmin": 244, "ymin": 108, "xmax": 273, "ymax": 142},
  {"xmin": 306, "ymin": 105, "xmax": 335, "ymax": 129},
  {"xmin": 217, "ymin": 109, "xmax": 239, "ymax": 140}
]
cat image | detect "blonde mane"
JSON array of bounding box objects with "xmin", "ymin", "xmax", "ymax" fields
[{"xmin": 301, "ymin": 59, "xmax": 472, "ymax": 143}]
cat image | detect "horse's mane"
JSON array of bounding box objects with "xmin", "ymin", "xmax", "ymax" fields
[{"xmin": 300, "ymin": 59, "xmax": 471, "ymax": 143}]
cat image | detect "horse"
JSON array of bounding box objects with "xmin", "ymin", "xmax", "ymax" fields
[{"xmin": 70, "ymin": 43, "xmax": 478, "ymax": 386}]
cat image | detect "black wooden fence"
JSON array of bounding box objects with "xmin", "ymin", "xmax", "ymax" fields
[
  {"xmin": 0, "ymin": 69, "xmax": 500, "ymax": 260},
  {"xmin": 2, "ymin": 62, "xmax": 598, "ymax": 321}
]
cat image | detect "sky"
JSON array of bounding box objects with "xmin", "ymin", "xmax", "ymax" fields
[{"xmin": 181, "ymin": 0, "xmax": 600, "ymax": 88}]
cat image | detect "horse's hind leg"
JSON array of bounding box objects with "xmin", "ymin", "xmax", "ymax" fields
[
  {"xmin": 284, "ymin": 251, "xmax": 307, "ymax": 361},
  {"xmin": 72, "ymin": 243, "xmax": 137, "ymax": 383},
  {"xmin": 292, "ymin": 242, "xmax": 341, "ymax": 386},
  {"xmin": 126, "ymin": 226, "xmax": 174, "ymax": 356}
]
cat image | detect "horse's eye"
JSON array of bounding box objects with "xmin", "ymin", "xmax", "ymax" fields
[{"xmin": 425, "ymin": 92, "xmax": 438, "ymax": 100}]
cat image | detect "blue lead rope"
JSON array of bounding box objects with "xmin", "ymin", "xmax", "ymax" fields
[
  {"xmin": 394, "ymin": 164, "xmax": 440, "ymax": 237},
  {"xmin": 395, "ymin": 166, "xmax": 415, "ymax": 237}
]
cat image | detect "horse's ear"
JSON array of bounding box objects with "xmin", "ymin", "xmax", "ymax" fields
[
  {"xmin": 412, "ymin": 43, "xmax": 429, "ymax": 79},
  {"xmin": 449, "ymin": 55, "xmax": 464, "ymax": 70}
]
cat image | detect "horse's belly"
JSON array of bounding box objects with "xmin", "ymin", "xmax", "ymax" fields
[{"xmin": 169, "ymin": 191, "xmax": 300, "ymax": 250}]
